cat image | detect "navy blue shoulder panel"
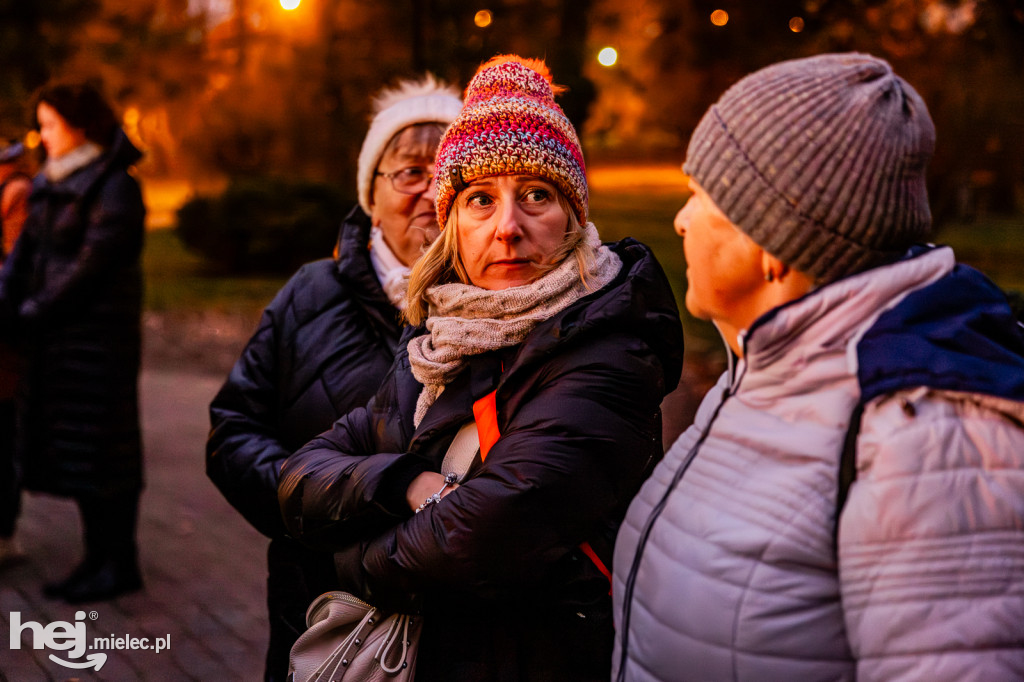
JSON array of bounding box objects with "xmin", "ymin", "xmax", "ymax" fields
[{"xmin": 858, "ymin": 261, "xmax": 1024, "ymax": 404}]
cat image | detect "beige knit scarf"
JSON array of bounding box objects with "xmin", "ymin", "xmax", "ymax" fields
[{"xmin": 408, "ymin": 223, "xmax": 621, "ymax": 427}]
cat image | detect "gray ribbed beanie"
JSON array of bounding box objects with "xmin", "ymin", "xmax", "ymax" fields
[{"xmin": 684, "ymin": 52, "xmax": 935, "ymax": 283}]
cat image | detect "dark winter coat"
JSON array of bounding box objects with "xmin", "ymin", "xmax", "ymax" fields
[
  {"xmin": 0, "ymin": 130, "xmax": 144, "ymax": 499},
  {"xmin": 206, "ymin": 206, "xmax": 403, "ymax": 680},
  {"xmin": 279, "ymin": 238, "xmax": 685, "ymax": 681}
]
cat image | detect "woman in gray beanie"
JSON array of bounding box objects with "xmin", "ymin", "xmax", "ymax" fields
[{"xmin": 612, "ymin": 52, "xmax": 1024, "ymax": 681}]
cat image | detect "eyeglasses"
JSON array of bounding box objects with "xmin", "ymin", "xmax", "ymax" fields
[{"xmin": 375, "ymin": 167, "xmax": 435, "ymax": 195}]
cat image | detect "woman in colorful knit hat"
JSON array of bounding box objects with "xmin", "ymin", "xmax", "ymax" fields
[
  {"xmin": 280, "ymin": 55, "xmax": 683, "ymax": 680},
  {"xmin": 613, "ymin": 53, "xmax": 1024, "ymax": 681}
]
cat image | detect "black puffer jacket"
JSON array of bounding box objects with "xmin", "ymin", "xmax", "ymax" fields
[
  {"xmin": 207, "ymin": 206, "xmax": 402, "ymax": 538},
  {"xmin": 0, "ymin": 130, "xmax": 144, "ymax": 499},
  {"xmin": 279, "ymin": 238, "xmax": 684, "ymax": 681},
  {"xmin": 206, "ymin": 207, "xmax": 402, "ymax": 681}
]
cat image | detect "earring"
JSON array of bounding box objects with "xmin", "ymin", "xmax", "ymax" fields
[{"xmin": 765, "ymin": 271, "xmax": 774, "ymax": 282}]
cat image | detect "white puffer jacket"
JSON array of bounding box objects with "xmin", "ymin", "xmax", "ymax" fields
[{"xmin": 613, "ymin": 247, "xmax": 1024, "ymax": 682}]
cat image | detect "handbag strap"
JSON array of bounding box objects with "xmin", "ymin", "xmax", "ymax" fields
[
  {"xmin": 442, "ymin": 421, "xmax": 479, "ymax": 481},
  {"xmin": 309, "ymin": 606, "xmax": 378, "ymax": 681},
  {"xmin": 440, "ymin": 388, "xmax": 502, "ymax": 480},
  {"xmin": 375, "ymin": 614, "xmax": 413, "ymax": 674}
]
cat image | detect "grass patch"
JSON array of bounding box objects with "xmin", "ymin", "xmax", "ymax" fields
[
  {"xmin": 933, "ymin": 216, "xmax": 1024, "ymax": 293},
  {"xmin": 143, "ymin": 228, "xmax": 288, "ymax": 318},
  {"xmin": 143, "ymin": 191, "xmax": 1022, "ymax": 358},
  {"xmin": 589, "ymin": 186, "xmax": 724, "ymax": 355}
]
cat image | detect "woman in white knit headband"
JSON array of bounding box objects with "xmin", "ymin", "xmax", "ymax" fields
[
  {"xmin": 279, "ymin": 54, "xmax": 684, "ymax": 681},
  {"xmin": 206, "ymin": 74, "xmax": 462, "ymax": 682}
]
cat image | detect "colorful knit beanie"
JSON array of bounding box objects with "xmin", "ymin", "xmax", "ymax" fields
[
  {"xmin": 684, "ymin": 52, "xmax": 935, "ymax": 283},
  {"xmin": 357, "ymin": 74, "xmax": 463, "ymax": 215},
  {"xmin": 434, "ymin": 55, "xmax": 588, "ymax": 229}
]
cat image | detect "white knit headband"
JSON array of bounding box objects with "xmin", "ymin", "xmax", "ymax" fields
[{"xmin": 356, "ymin": 91, "xmax": 464, "ymax": 215}]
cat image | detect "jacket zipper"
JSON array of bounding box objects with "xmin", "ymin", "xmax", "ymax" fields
[{"xmin": 615, "ymin": 330, "xmax": 746, "ymax": 681}]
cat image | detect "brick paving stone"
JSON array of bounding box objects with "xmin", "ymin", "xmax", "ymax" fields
[
  {"xmin": 167, "ymin": 635, "xmax": 238, "ymax": 682},
  {"xmin": 1, "ymin": 366, "xmax": 268, "ymax": 681},
  {"xmin": 91, "ymin": 650, "xmax": 143, "ymax": 681},
  {"xmin": 0, "ymin": 654, "xmax": 53, "ymax": 682}
]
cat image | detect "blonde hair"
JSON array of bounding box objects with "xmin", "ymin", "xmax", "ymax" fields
[{"xmin": 404, "ymin": 190, "xmax": 592, "ymax": 325}]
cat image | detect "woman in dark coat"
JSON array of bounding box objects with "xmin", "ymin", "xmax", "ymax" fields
[
  {"xmin": 0, "ymin": 81, "xmax": 145, "ymax": 603},
  {"xmin": 278, "ymin": 55, "xmax": 684, "ymax": 681},
  {"xmin": 206, "ymin": 76, "xmax": 463, "ymax": 682}
]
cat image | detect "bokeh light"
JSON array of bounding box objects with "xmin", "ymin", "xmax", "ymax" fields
[
  {"xmin": 24, "ymin": 130, "xmax": 40, "ymax": 149},
  {"xmin": 597, "ymin": 47, "xmax": 618, "ymax": 67},
  {"xmin": 789, "ymin": 16, "xmax": 805, "ymax": 33},
  {"xmin": 710, "ymin": 9, "xmax": 729, "ymax": 26},
  {"xmin": 123, "ymin": 107, "xmax": 141, "ymax": 128},
  {"xmin": 474, "ymin": 10, "xmax": 493, "ymax": 28},
  {"xmin": 280, "ymin": 0, "xmax": 300, "ymax": 9}
]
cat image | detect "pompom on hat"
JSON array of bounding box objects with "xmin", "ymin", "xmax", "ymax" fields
[
  {"xmin": 434, "ymin": 55, "xmax": 588, "ymax": 229},
  {"xmin": 357, "ymin": 74, "xmax": 463, "ymax": 215},
  {"xmin": 684, "ymin": 52, "xmax": 936, "ymax": 283}
]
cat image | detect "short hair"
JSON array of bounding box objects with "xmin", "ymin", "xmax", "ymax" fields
[{"xmin": 33, "ymin": 81, "xmax": 119, "ymax": 147}]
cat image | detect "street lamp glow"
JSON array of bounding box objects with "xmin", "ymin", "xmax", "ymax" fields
[
  {"xmin": 474, "ymin": 10, "xmax": 493, "ymax": 28},
  {"xmin": 597, "ymin": 47, "xmax": 618, "ymax": 67},
  {"xmin": 280, "ymin": 0, "xmax": 300, "ymax": 10}
]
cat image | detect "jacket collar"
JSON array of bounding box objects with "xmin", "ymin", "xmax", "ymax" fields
[
  {"xmin": 739, "ymin": 244, "xmax": 1024, "ymax": 404},
  {"xmin": 857, "ymin": 248, "xmax": 1024, "ymax": 403},
  {"xmin": 740, "ymin": 246, "xmax": 953, "ymax": 374},
  {"xmin": 333, "ymin": 205, "xmax": 402, "ymax": 341},
  {"xmin": 32, "ymin": 129, "xmax": 142, "ymax": 199}
]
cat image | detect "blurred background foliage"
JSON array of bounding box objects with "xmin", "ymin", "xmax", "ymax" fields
[
  {"xmin": 2, "ymin": 0, "xmax": 1021, "ymax": 207},
  {"xmin": 0, "ymin": 0, "xmax": 1021, "ymax": 287},
  {"xmin": 175, "ymin": 177, "xmax": 348, "ymax": 273}
]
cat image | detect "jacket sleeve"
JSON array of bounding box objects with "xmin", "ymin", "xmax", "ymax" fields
[
  {"xmin": 1, "ymin": 176, "xmax": 30, "ymax": 257},
  {"xmin": 839, "ymin": 389, "xmax": 1024, "ymax": 681},
  {"xmin": 347, "ymin": 334, "xmax": 666, "ymax": 610},
  {"xmin": 277, "ymin": 346, "xmax": 429, "ymax": 552},
  {"xmin": 20, "ymin": 172, "xmax": 144, "ymax": 321},
  {"xmin": 278, "ymin": 418, "xmax": 428, "ymax": 550},
  {"xmin": 206, "ymin": 294, "xmax": 294, "ymax": 538},
  {"xmin": 0, "ymin": 218, "xmax": 35, "ymax": 329}
]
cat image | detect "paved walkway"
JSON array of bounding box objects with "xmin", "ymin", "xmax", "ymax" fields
[
  {"xmin": 0, "ymin": 313, "xmax": 719, "ymax": 681},
  {"xmin": 1, "ymin": 367, "xmax": 268, "ymax": 681}
]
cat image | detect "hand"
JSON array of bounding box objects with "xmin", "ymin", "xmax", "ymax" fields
[
  {"xmin": 18, "ymin": 299, "xmax": 41, "ymax": 322},
  {"xmin": 15, "ymin": 299, "xmax": 43, "ymax": 337},
  {"xmin": 406, "ymin": 471, "xmax": 458, "ymax": 513}
]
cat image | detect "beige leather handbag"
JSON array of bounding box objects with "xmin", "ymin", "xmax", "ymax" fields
[{"xmin": 288, "ymin": 591, "xmax": 419, "ymax": 682}]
